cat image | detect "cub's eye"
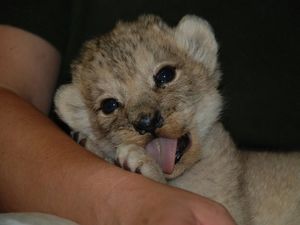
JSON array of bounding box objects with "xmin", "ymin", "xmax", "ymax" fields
[
  {"xmin": 154, "ymin": 66, "xmax": 176, "ymax": 88},
  {"xmin": 100, "ymin": 98, "xmax": 120, "ymax": 114}
]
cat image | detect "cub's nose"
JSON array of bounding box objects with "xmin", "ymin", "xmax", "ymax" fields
[{"xmin": 134, "ymin": 111, "xmax": 164, "ymax": 135}]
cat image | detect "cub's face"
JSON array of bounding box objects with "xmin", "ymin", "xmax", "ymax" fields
[{"xmin": 55, "ymin": 15, "xmax": 222, "ymax": 179}]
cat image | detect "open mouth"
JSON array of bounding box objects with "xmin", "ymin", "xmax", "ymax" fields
[
  {"xmin": 175, "ymin": 133, "xmax": 191, "ymax": 164},
  {"xmin": 145, "ymin": 133, "xmax": 191, "ymax": 174}
]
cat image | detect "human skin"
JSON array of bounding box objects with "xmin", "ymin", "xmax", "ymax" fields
[{"xmin": 0, "ymin": 25, "xmax": 236, "ymax": 225}]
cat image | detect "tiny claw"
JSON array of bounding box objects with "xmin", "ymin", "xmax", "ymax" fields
[
  {"xmin": 114, "ymin": 159, "xmax": 121, "ymax": 167},
  {"xmin": 135, "ymin": 167, "xmax": 142, "ymax": 174},
  {"xmin": 122, "ymin": 160, "xmax": 130, "ymax": 171}
]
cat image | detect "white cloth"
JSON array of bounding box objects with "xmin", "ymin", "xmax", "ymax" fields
[{"xmin": 0, "ymin": 213, "xmax": 79, "ymax": 225}]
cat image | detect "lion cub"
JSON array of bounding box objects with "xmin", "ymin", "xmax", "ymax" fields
[{"xmin": 55, "ymin": 15, "xmax": 300, "ymax": 225}]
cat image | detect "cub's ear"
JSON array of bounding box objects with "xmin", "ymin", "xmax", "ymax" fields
[
  {"xmin": 175, "ymin": 15, "xmax": 218, "ymax": 73},
  {"xmin": 54, "ymin": 84, "xmax": 91, "ymax": 135}
]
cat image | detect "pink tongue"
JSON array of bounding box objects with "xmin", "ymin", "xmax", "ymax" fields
[{"xmin": 145, "ymin": 137, "xmax": 177, "ymax": 174}]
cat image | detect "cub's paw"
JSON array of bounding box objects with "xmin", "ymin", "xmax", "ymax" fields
[{"xmin": 115, "ymin": 144, "xmax": 166, "ymax": 183}]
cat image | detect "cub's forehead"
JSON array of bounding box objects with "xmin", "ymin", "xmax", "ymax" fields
[
  {"xmin": 73, "ymin": 17, "xmax": 188, "ymax": 103},
  {"xmin": 76, "ymin": 21, "xmax": 181, "ymax": 81},
  {"xmin": 95, "ymin": 27, "xmax": 178, "ymax": 71}
]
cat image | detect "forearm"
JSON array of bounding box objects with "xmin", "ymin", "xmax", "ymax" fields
[
  {"xmin": 0, "ymin": 25, "xmax": 61, "ymax": 113},
  {"xmin": 0, "ymin": 88, "xmax": 129, "ymax": 224}
]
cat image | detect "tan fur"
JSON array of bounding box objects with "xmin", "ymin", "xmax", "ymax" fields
[{"xmin": 55, "ymin": 15, "xmax": 300, "ymax": 225}]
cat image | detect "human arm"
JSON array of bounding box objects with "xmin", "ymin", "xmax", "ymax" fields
[{"xmin": 0, "ymin": 25, "xmax": 236, "ymax": 225}]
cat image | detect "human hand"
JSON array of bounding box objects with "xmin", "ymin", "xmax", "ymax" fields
[{"xmin": 91, "ymin": 172, "xmax": 236, "ymax": 225}]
